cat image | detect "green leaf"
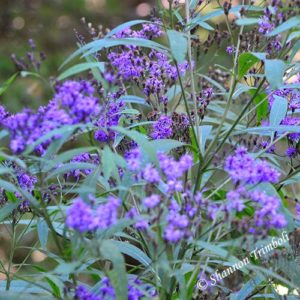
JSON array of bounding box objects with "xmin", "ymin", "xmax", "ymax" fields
[
  {"xmin": 287, "ymin": 30, "xmax": 300, "ymax": 43},
  {"xmin": 231, "ymin": 275, "xmax": 264, "ymax": 300},
  {"xmin": 265, "ymin": 59, "xmax": 286, "ymax": 89},
  {"xmin": 112, "ymin": 126, "xmax": 157, "ymax": 164},
  {"xmin": 41, "ymin": 146, "xmax": 96, "ymax": 172},
  {"xmin": 236, "ymin": 18, "xmax": 259, "ymax": 26},
  {"xmin": 150, "ymin": 139, "xmax": 185, "ymax": 153},
  {"xmin": 267, "ymin": 15, "xmax": 300, "ymax": 37},
  {"xmin": 110, "ymin": 240, "xmax": 152, "ymax": 268},
  {"xmin": 249, "ymin": 90, "xmax": 268, "ymax": 123},
  {"xmin": 102, "ymin": 146, "xmax": 115, "ymax": 180},
  {"xmin": 99, "ymin": 240, "xmax": 127, "ymax": 300},
  {"xmin": 62, "ymin": 38, "xmax": 168, "ymax": 68},
  {"xmin": 0, "ymin": 73, "xmax": 18, "ymax": 96},
  {"xmin": 58, "ymin": 62, "xmax": 105, "ymax": 80},
  {"xmin": 0, "ymin": 201, "xmax": 20, "ymax": 222},
  {"xmin": 199, "ymin": 125, "xmax": 212, "ymax": 154},
  {"xmin": 0, "ymin": 179, "xmax": 19, "ymax": 194},
  {"xmin": 244, "ymin": 125, "xmax": 300, "ymax": 134},
  {"xmin": 37, "ymin": 218, "xmax": 49, "ymax": 249},
  {"xmin": 233, "ymin": 83, "xmax": 255, "ymax": 99},
  {"xmin": 119, "ymin": 95, "xmax": 149, "ymax": 106},
  {"xmin": 289, "ymin": 40, "xmax": 300, "ymax": 62},
  {"xmin": 196, "ymin": 21, "xmax": 214, "ymax": 31},
  {"xmin": 238, "ymin": 53, "xmax": 260, "ymax": 79},
  {"xmin": 45, "ymin": 275, "xmax": 63, "ymax": 298},
  {"xmin": 24, "ymin": 124, "xmax": 84, "ymax": 155},
  {"xmin": 45, "ymin": 162, "xmax": 96, "ymax": 180},
  {"xmin": 105, "ymin": 20, "xmax": 152, "ymax": 38},
  {"xmin": 269, "ymin": 95, "xmax": 288, "ymax": 126},
  {"xmin": 166, "ymin": 84, "xmax": 182, "ymax": 102},
  {"xmin": 120, "ymin": 108, "xmax": 140, "ymax": 115},
  {"xmin": 167, "ymin": 30, "xmax": 188, "ymax": 63},
  {"xmin": 188, "ymin": 5, "xmax": 263, "ymax": 30}
]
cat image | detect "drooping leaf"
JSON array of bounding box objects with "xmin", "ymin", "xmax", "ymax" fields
[
  {"xmin": 269, "ymin": 95, "xmax": 288, "ymax": 126},
  {"xmin": 58, "ymin": 62, "xmax": 105, "ymax": 80},
  {"xmin": 110, "ymin": 240, "xmax": 152, "ymax": 268},
  {"xmin": 236, "ymin": 18, "xmax": 259, "ymax": 26},
  {"xmin": 167, "ymin": 30, "xmax": 188, "ymax": 63},
  {"xmin": 119, "ymin": 95, "xmax": 149, "ymax": 106},
  {"xmin": 99, "ymin": 240, "xmax": 127, "ymax": 300},
  {"xmin": 267, "ymin": 15, "xmax": 300, "ymax": 37},
  {"xmin": 0, "ymin": 73, "xmax": 18, "ymax": 96},
  {"xmin": 37, "ymin": 218, "xmax": 49, "ymax": 249},
  {"xmin": 265, "ymin": 59, "xmax": 286, "ymax": 89}
]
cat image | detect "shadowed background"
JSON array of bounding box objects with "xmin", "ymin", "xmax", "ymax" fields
[{"xmin": 0, "ymin": 0, "xmax": 155, "ymax": 110}]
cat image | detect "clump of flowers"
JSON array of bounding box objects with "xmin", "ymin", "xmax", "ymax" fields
[
  {"xmin": 75, "ymin": 276, "xmax": 154, "ymax": 300},
  {"xmin": 225, "ymin": 147, "xmax": 286, "ymax": 233},
  {"xmin": 66, "ymin": 196, "xmax": 121, "ymax": 233},
  {"xmin": 1, "ymin": 80, "xmax": 101, "ymax": 154}
]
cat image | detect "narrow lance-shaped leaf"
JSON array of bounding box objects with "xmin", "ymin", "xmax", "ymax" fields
[
  {"xmin": 269, "ymin": 95, "xmax": 288, "ymax": 126},
  {"xmin": 99, "ymin": 240, "xmax": 128, "ymax": 300},
  {"xmin": 267, "ymin": 15, "xmax": 300, "ymax": 37},
  {"xmin": 58, "ymin": 62, "xmax": 105, "ymax": 81},
  {"xmin": 167, "ymin": 30, "xmax": 188, "ymax": 63},
  {"xmin": 265, "ymin": 59, "xmax": 286, "ymax": 89}
]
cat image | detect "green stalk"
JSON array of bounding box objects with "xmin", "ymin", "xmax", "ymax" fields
[{"xmin": 6, "ymin": 220, "xmax": 16, "ymax": 290}]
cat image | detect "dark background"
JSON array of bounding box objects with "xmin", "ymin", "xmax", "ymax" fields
[{"xmin": 0, "ymin": 0, "xmax": 155, "ymax": 111}]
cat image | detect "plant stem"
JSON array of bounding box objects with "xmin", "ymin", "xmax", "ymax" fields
[{"xmin": 6, "ymin": 220, "xmax": 16, "ymax": 290}]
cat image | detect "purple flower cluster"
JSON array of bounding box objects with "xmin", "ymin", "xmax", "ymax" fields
[
  {"xmin": 16, "ymin": 170, "xmax": 37, "ymax": 212},
  {"xmin": 158, "ymin": 152, "xmax": 193, "ymax": 192},
  {"xmin": 164, "ymin": 204, "xmax": 190, "ymax": 243},
  {"xmin": 107, "ymin": 23, "xmax": 188, "ymax": 102},
  {"xmin": 125, "ymin": 147, "xmax": 142, "ymax": 171},
  {"xmin": 1, "ymin": 80, "xmax": 100, "ymax": 154},
  {"xmin": 258, "ymin": 16, "xmax": 274, "ymax": 34},
  {"xmin": 66, "ymin": 196, "xmax": 120, "ymax": 233},
  {"xmin": 226, "ymin": 187, "xmax": 287, "ymax": 233},
  {"xmin": 94, "ymin": 101, "xmax": 124, "ymax": 142},
  {"xmin": 226, "ymin": 46, "xmax": 235, "ymax": 55},
  {"xmin": 66, "ymin": 152, "xmax": 100, "ymax": 179},
  {"xmin": 225, "ymin": 147, "xmax": 280, "ymax": 184},
  {"xmin": 151, "ymin": 115, "xmax": 173, "ymax": 139},
  {"xmin": 224, "ymin": 147, "xmax": 286, "ymax": 233},
  {"xmin": 75, "ymin": 276, "xmax": 152, "ymax": 300}
]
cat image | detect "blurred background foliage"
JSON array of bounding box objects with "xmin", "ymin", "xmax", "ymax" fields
[{"xmin": 0, "ymin": 0, "xmax": 155, "ymax": 111}]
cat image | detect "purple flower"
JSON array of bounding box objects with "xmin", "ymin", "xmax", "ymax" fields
[
  {"xmin": 66, "ymin": 153, "xmax": 100, "ymax": 179},
  {"xmin": 66, "ymin": 196, "xmax": 121, "ymax": 233},
  {"xmin": 95, "ymin": 196, "xmax": 121, "ymax": 229},
  {"xmin": 286, "ymin": 147, "xmax": 297, "ymax": 158},
  {"xmin": 125, "ymin": 147, "xmax": 142, "ymax": 171},
  {"xmin": 226, "ymin": 46, "xmax": 234, "ymax": 55},
  {"xmin": 164, "ymin": 210, "xmax": 190, "ymax": 243},
  {"xmin": 151, "ymin": 115, "xmax": 173, "ymax": 140},
  {"xmin": 2, "ymin": 80, "xmax": 101, "ymax": 155},
  {"xmin": 75, "ymin": 276, "xmax": 150, "ymax": 300},
  {"xmin": 226, "ymin": 190, "xmax": 245, "ymax": 212},
  {"xmin": 296, "ymin": 203, "xmax": 300, "ymax": 219},
  {"xmin": 94, "ymin": 101, "xmax": 124, "ymax": 143},
  {"xmin": 142, "ymin": 164, "xmax": 160, "ymax": 184},
  {"xmin": 225, "ymin": 147, "xmax": 280, "ymax": 185},
  {"xmin": 143, "ymin": 194, "xmax": 161, "ymax": 208},
  {"xmin": 17, "ymin": 172, "xmax": 37, "ymax": 191},
  {"xmin": 258, "ymin": 16, "xmax": 274, "ymax": 34},
  {"xmin": 66, "ymin": 198, "xmax": 97, "ymax": 233}
]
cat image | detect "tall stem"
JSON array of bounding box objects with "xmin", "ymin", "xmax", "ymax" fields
[{"xmin": 185, "ymin": 0, "xmax": 200, "ymax": 142}]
